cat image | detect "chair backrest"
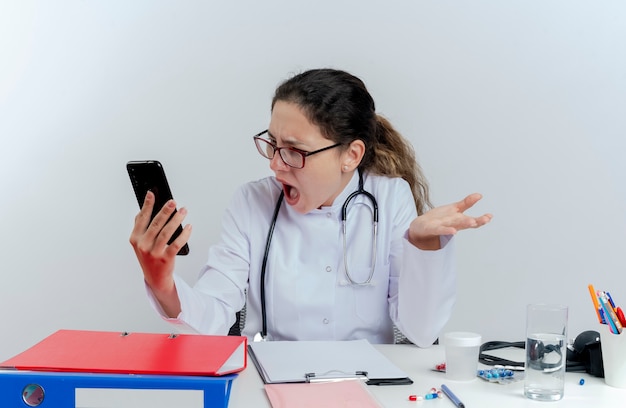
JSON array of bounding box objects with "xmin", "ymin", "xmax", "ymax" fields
[
  {"xmin": 393, "ymin": 326, "xmax": 439, "ymax": 345},
  {"xmin": 228, "ymin": 304, "xmax": 430, "ymax": 345},
  {"xmin": 228, "ymin": 303, "xmax": 247, "ymax": 336},
  {"xmin": 393, "ymin": 325, "xmax": 413, "ymax": 344}
]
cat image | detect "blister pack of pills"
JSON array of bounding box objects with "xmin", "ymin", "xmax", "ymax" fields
[
  {"xmin": 477, "ymin": 368, "xmax": 524, "ymax": 384},
  {"xmin": 433, "ymin": 363, "xmax": 524, "ymax": 384}
]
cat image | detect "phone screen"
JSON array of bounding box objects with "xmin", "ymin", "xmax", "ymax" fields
[{"xmin": 127, "ymin": 160, "xmax": 189, "ymax": 256}]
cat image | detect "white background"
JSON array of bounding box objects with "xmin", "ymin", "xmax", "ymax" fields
[{"xmin": 1, "ymin": 0, "xmax": 624, "ymax": 361}]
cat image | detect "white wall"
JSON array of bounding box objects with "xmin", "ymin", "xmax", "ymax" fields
[{"xmin": 1, "ymin": 0, "xmax": 624, "ymax": 360}]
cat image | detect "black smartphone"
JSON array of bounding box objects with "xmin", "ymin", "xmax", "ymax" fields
[{"xmin": 127, "ymin": 160, "xmax": 190, "ymax": 255}]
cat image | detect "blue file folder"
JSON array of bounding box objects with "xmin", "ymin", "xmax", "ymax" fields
[{"xmin": 0, "ymin": 370, "xmax": 237, "ymax": 407}]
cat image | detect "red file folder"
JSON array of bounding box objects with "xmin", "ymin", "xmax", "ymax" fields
[{"xmin": 0, "ymin": 329, "xmax": 247, "ymax": 376}]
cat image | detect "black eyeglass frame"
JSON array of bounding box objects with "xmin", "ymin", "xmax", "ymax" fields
[{"xmin": 253, "ymin": 129, "xmax": 342, "ymax": 169}]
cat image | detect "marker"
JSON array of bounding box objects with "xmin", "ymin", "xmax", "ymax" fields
[
  {"xmin": 588, "ymin": 284, "xmax": 605, "ymax": 324},
  {"xmin": 441, "ymin": 384, "xmax": 465, "ymax": 408}
]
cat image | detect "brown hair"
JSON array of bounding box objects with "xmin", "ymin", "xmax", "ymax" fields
[{"xmin": 272, "ymin": 68, "xmax": 432, "ymax": 214}]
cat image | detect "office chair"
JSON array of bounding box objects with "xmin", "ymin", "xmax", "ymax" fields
[{"xmin": 228, "ymin": 305, "xmax": 246, "ymax": 336}]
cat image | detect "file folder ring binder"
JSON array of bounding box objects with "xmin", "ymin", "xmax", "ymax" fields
[
  {"xmin": 0, "ymin": 329, "xmax": 247, "ymax": 376},
  {"xmin": 0, "ymin": 370, "xmax": 237, "ymax": 408}
]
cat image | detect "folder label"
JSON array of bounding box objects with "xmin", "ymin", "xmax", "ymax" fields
[{"xmin": 75, "ymin": 388, "xmax": 204, "ymax": 408}]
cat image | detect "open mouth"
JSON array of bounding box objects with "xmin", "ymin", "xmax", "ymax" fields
[{"xmin": 282, "ymin": 183, "xmax": 300, "ymax": 206}]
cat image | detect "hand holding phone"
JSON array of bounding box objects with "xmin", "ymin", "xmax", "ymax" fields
[{"xmin": 127, "ymin": 160, "xmax": 190, "ymax": 256}]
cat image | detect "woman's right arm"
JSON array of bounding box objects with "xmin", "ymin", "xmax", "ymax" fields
[{"xmin": 128, "ymin": 191, "xmax": 192, "ymax": 317}]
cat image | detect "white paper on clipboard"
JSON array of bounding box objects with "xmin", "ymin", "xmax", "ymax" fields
[{"xmin": 248, "ymin": 339, "xmax": 411, "ymax": 385}]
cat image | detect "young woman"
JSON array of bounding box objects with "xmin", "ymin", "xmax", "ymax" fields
[{"xmin": 130, "ymin": 68, "xmax": 492, "ymax": 346}]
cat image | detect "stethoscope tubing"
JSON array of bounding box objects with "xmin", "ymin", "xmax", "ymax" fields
[
  {"xmin": 260, "ymin": 190, "xmax": 284, "ymax": 339},
  {"xmin": 259, "ymin": 171, "xmax": 378, "ymax": 339},
  {"xmin": 341, "ymin": 175, "xmax": 378, "ymax": 285}
]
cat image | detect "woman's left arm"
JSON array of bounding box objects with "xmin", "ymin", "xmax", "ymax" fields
[{"xmin": 393, "ymin": 193, "xmax": 492, "ymax": 346}]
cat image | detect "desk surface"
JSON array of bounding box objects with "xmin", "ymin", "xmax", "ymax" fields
[{"xmin": 229, "ymin": 344, "xmax": 625, "ymax": 408}]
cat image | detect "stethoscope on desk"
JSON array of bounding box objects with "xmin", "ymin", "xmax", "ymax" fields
[{"xmin": 259, "ymin": 170, "xmax": 378, "ymax": 339}]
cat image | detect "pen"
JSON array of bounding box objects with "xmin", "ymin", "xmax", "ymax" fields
[
  {"xmin": 598, "ymin": 291, "xmax": 623, "ymax": 334},
  {"xmin": 606, "ymin": 292, "xmax": 617, "ymax": 308},
  {"xmin": 441, "ymin": 384, "xmax": 465, "ymax": 408}
]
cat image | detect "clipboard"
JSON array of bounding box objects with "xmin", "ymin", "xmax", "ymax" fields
[
  {"xmin": 0, "ymin": 329, "xmax": 247, "ymax": 376},
  {"xmin": 248, "ymin": 339, "xmax": 412, "ymax": 385}
]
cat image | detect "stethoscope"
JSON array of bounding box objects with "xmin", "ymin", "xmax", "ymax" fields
[{"xmin": 259, "ymin": 170, "xmax": 378, "ymax": 339}]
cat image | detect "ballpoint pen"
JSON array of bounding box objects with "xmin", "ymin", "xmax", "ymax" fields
[
  {"xmin": 606, "ymin": 292, "xmax": 617, "ymax": 309},
  {"xmin": 598, "ymin": 291, "xmax": 623, "ymax": 334},
  {"xmin": 441, "ymin": 384, "xmax": 465, "ymax": 408}
]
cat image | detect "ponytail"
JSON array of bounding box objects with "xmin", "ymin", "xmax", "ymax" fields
[{"xmin": 359, "ymin": 115, "xmax": 432, "ymax": 215}]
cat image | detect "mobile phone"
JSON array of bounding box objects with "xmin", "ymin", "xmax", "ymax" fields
[{"xmin": 126, "ymin": 160, "xmax": 190, "ymax": 256}]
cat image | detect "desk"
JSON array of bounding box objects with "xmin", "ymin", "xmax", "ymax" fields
[{"xmin": 228, "ymin": 344, "xmax": 625, "ymax": 407}]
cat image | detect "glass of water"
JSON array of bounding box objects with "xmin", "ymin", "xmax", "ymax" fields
[{"xmin": 524, "ymin": 303, "xmax": 568, "ymax": 401}]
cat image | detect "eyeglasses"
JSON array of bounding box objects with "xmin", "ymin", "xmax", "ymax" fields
[{"xmin": 253, "ymin": 130, "xmax": 342, "ymax": 169}]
